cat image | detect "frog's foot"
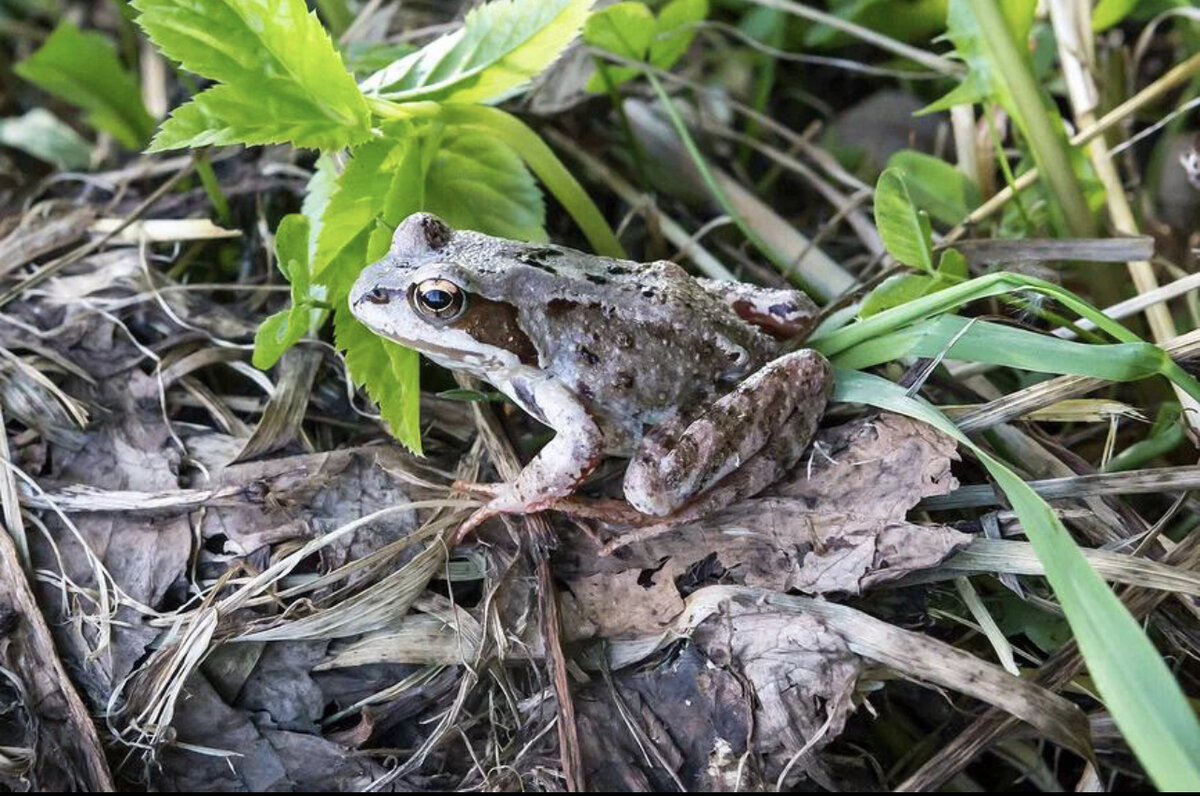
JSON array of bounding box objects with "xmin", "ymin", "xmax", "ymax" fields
[{"xmin": 451, "ymin": 485, "xmax": 578, "ymax": 544}]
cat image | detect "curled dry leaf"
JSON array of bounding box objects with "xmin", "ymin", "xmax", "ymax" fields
[{"xmin": 560, "ymin": 413, "xmax": 967, "ymax": 639}]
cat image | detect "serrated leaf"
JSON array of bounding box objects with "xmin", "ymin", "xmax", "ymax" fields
[
  {"xmin": 649, "ymin": 0, "xmax": 708, "ymax": 69},
  {"xmin": 302, "ymin": 154, "xmax": 339, "ymax": 259},
  {"xmin": 425, "ymin": 128, "xmax": 546, "ymax": 241},
  {"xmin": 335, "ymin": 303, "xmax": 422, "ymax": 453},
  {"xmin": 874, "ymin": 169, "xmax": 934, "ymax": 272},
  {"xmin": 0, "ymin": 108, "xmax": 91, "ymax": 169},
  {"xmin": 360, "ymin": 0, "xmax": 592, "ymax": 103},
  {"xmin": 14, "ymin": 21, "xmax": 154, "ymax": 149},
  {"xmin": 584, "ymin": 2, "xmax": 656, "ymax": 91},
  {"xmin": 886, "ymin": 150, "xmax": 982, "ymax": 226},
  {"xmin": 859, "ymin": 273, "xmax": 936, "ymax": 318},
  {"xmin": 313, "ymin": 137, "xmax": 413, "ymax": 276},
  {"xmin": 134, "ymin": 0, "xmax": 370, "ymax": 151},
  {"xmin": 148, "ymin": 81, "xmax": 370, "ymax": 153}
]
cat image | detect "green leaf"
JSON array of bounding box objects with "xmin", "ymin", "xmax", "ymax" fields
[
  {"xmin": 584, "ymin": 0, "xmax": 708, "ymax": 91},
  {"xmin": 14, "ymin": 21, "xmax": 154, "ymax": 149},
  {"xmin": 0, "ymin": 108, "xmax": 91, "ymax": 169},
  {"xmin": 937, "ymin": 248, "xmax": 969, "ymax": 280},
  {"xmin": 1093, "ymin": 0, "xmax": 1137, "ymax": 32},
  {"xmin": 859, "ymin": 273, "xmax": 937, "ymax": 318},
  {"xmin": 313, "ymin": 136, "xmax": 413, "ymax": 277},
  {"xmin": 886, "ymin": 150, "xmax": 982, "ymax": 227},
  {"xmin": 835, "ymin": 369, "xmax": 1200, "ymax": 792},
  {"xmin": 440, "ymin": 105, "xmax": 625, "ymax": 257},
  {"xmin": 584, "ymin": 2, "xmax": 657, "ymax": 91},
  {"xmin": 274, "ymin": 214, "xmax": 311, "ymax": 294},
  {"xmin": 252, "ymin": 309, "xmax": 306, "ymax": 370},
  {"xmin": 361, "ymin": 0, "xmax": 592, "ymax": 104},
  {"xmin": 425, "ymin": 127, "xmax": 546, "ymax": 241},
  {"xmin": 874, "ymin": 169, "xmax": 934, "ymax": 271},
  {"xmin": 133, "ymin": 0, "xmax": 370, "ymax": 151},
  {"xmin": 335, "ymin": 302, "xmax": 423, "ymax": 454},
  {"xmin": 649, "ymin": 0, "xmax": 708, "ymax": 69}
]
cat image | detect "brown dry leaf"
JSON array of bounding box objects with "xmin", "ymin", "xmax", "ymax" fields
[
  {"xmin": 560, "ymin": 413, "xmax": 966, "ymax": 639},
  {"xmin": 576, "ymin": 645, "xmax": 757, "ymax": 791},
  {"xmin": 694, "ymin": 609, "xmax": 860, "ymax": 789},
  {"xmin": 0, "ymin": 201, "xmax": 95, "ymax": 278},
  {"xmin": 770, "ymin": 412, "xmax": 959, "ymax": 514}
]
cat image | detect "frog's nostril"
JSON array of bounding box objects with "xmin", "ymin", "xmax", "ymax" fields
[{"xmin": 365, "ymin": 287, "xmax": 392, "ymax": 305}]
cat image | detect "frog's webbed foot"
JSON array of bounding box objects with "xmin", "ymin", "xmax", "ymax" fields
[{"xmin": 622, "ymin": 348, "xmax": 833, "ymax": 518}]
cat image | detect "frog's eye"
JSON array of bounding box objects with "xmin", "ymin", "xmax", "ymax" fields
[{"xmin": 412, "ymin": 278, "xmax": 467, "ymax": 321}]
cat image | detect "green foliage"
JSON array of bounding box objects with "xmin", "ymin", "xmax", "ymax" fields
[
  {"xmin": 14, "ymin": 21, "xmax": 154, "ymax": 149},
  {"xmin": 886, "ymin": 150, "xmax": 981, "ymax": 227},
  {"xmin": 133, "ymin": 0, "xmax": 371, "ymax": 151},
  {"xmin": 873, "ymin": 169, "xmax": 934, "ymax": 271},
  {"xmin": 252, "ymin": 215, "xmax": 327, "ymax": 370},
  {"xmin": 0, "ymin": 108, "xmax": 91, "ymax": 169},
  {"xmin": 360, "ymin": 0, "xmax": 593, "ymax": 103},
  {"xmin": 1093, "ymin": 0, "xmax": 1139, "ymax": 31},
  {"xmin": 836, "ymin": 370, "xmax": 1200, "ymax": 792},
  {"xmin": 803, "ymin": 0, "xmax": 948, "ymax": 48},
  {"xmin": 927, "ymin": 0, "xmax": 1093, "ymax": 236},
  {"xmin": 584, "ymin": 0, "xmax": 708, "ymax": 91},
  {"xmin": 133, "ymin": 0, "xmax": 619, "ymax": 451}
]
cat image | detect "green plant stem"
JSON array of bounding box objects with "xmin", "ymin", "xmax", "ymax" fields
[
  {"xmin": 965, "ymin": 0, "xmax": 1094, "ymax": 236},
  {"xmin": 194, "ymin": 153, "xmax": 233, "ymax": 227}
]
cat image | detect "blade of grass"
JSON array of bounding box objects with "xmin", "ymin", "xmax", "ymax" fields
[{"xmin": 835, "ymin": 369, "xmax": 1200, "ymax": 790}]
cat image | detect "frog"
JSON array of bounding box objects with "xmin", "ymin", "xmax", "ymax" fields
[{"xmin": 349, "ymin": 213, "xmax": 833, "ymax": 537}]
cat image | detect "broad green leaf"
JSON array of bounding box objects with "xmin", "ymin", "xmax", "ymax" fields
[
  {"xmin": 274, "ymin": 214, "xmax": 311, "ymax": 294},
  {"xmin": 425, "ymin": 128, "xmax": 546, "ymax": 241},
  {"xmin": 859, "ymin": 273, "xmax": 936, "ymax": 318},
  {"xmin": 835, "ymin": 369, "xmax": 1200, "ymax": 791},
  {"xmin": 133, "ymin": 0, "xmax": 370, "ymax": 151},
  {"xmin": 360, "ymin": 0, "xmax": 592, "ymax": 104},
  {"xmin": 313, "ymin": 137, "xmax": 412, "ymax": 276},
  {"xmin": 335, "ymin": 303, "xmax": 422, "ymax": 454},
  {"xmin": 0, "ymin": 108, "xmax": 91, "ymax": 169},
  {"xmin": 584, "ymin": 2, "xmax": 657, "ymax": 91},
  {"xmin": 887, "ymin": 150, "xmax": 982, "ymax": 227},
  {"xmin": 937, "ymin": 248, "xmax": 968, "ymax": 280},
  {"xmin": 14, "ymin": 21, "xmax": 154, "ymax": 149},
  {"xmin": 1093, "ymin": 0, "xmax": 1137, "ymax": 32},
  {"xmin": 874, "ymin": 169, "xmax": 934, "ymax": 271},
  {"xmin": 148, "ymin": 83, "xmax": 369, "ymax": 152},
  {"xmin": 252, "ymin": 309, "xmax": 306, "ymax": 370},
  {"xmin": 302, "ymin": 154, "xmax": 339, "ymax": 261},
  {"xmin": 252, "ymin": 214, "xmax": 323, "ymax": 370},
  {"xmin": 649, "ymin": 0, "xmax": 708, "ymax": 68},
  {"xmin": 440, "ymin": 105, "xmax": 625, "ymax": 257}
]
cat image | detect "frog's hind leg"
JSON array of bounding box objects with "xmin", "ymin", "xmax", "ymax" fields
[{"xmin": 622, "ymin": 348, "xmax": 832, "ymax": 517}]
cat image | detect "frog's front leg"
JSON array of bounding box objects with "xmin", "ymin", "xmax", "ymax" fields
[
  {"xmin": 458, "ymin": 372, "xmax": 604, "ymax": 538},
  {"xmin": 623, "ymin": 348, "xmax": 832, "ymax": 517}
]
